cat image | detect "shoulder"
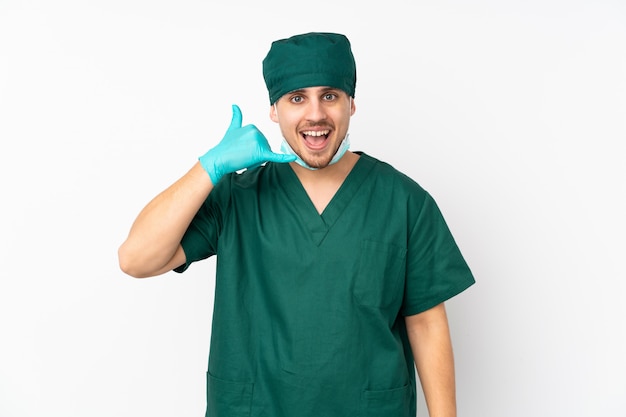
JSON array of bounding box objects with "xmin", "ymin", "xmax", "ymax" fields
[
  {"xmin": 200, "ymin": 164, "xmax": 281, "ymax": 220},
  {"xmin": 358, "ymin": 152, "xmax": 429, "ymax": 199},
  {"xmin": 212, "ymin": 163, "xmax": 288, "ymax": 204},
  {"xmin": 224, "ymin": 162, "xmax": 286, "ymax": 189}
]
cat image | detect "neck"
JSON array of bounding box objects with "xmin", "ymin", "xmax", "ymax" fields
[{"xmin": 289, "ymin": 151, "xmax": 360, "ymax": 214}]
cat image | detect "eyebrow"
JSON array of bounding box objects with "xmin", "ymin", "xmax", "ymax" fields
[{"xmin": 288, "ymin": 87, "xmax": 337, "ymax": 95}]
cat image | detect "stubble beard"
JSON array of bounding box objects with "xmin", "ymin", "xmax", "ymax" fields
[{"xmin": 298, "ymin": 142, "xmax": 341, "ymax": 169}]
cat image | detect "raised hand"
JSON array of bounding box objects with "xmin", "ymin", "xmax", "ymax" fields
[{"xmin": 199, "ymin": 104, "xmax": 296, "ymax": 184}]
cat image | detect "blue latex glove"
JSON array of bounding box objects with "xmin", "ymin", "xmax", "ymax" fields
[{"xmin": 199, "ymin": 104, "xmax": 296, "ymax": 184}]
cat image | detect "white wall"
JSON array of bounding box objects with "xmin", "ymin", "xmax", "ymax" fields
[{"xmin": 1, "ymin": 1, "xmax": 624, "ymax": 416}]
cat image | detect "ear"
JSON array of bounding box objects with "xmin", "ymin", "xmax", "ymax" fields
[
  {"xmin": 350, "ymin": 98, "xmax": 356, "ymax": 116},
  {"xmin": 270, "ymin": 104, "xmax": 279, "ymax": 123}
]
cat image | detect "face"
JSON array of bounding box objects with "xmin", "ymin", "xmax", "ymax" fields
[{"xmin": 270, "ymin": 86, "xmax": 356, "ymax": 169}]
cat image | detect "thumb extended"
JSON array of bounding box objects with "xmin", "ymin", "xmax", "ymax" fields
[{"xmin": 228, "ymin": 104, "xmax": 243, "ymax": 130}]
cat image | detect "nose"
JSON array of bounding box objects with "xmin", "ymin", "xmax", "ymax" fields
[{"xmin": 305, "ymin": 98, "xmax": 327, "ymax": 122}]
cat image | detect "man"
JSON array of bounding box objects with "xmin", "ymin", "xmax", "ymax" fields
[{"xmin": 119, "ymin": 32, "xmax": 475, "ymax": 417}]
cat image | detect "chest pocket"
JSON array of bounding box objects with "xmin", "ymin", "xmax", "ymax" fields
[{"xmin": 354, "ymin": 240, "xmax": 407, "ymax": 309}]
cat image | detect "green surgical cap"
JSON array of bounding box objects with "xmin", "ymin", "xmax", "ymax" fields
[{"xmin": 262, "ymin": 32, "xmax": 357, "ymax": 104}]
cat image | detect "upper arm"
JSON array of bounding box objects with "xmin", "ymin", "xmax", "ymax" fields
[
  {"xmin": 404, "ymin": 303, "xmax": 454, "ymax": 378},
  {"xmin": 164, "ymin": 244, "xmax": 187, "ymax": 275},
  {"xmin": 405, "ymin": 303, "xmax": 450, "ymax": 338},
  {"xmin": 405, "ymin": 306, "xmax": 458, "ymax": 415},
  {"xmin": 131, "ymin": 244, "xmax": 187, "ymax": 278}
]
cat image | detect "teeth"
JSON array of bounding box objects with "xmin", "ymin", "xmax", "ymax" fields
[{"xmin": 302, "ymin": 130, "xmax": 329, "ymax": 137}]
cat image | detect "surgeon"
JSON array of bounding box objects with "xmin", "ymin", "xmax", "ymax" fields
[{"xmin": 118, "ymin": 32, "xmax": 475, "ymax": 417}]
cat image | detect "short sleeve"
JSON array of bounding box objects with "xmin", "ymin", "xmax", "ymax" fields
[
  {"xmin": 174, "ymin": 174, "xmax": 232, "ymax": 273},
  {"xmin": 401, "ymin": 192, "xmax": 475, "ymax": 316}
]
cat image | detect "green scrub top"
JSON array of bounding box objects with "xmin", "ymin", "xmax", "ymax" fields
[{"xmin": 176, "ymin": 152, "xmax": 475, "ymax": 417}]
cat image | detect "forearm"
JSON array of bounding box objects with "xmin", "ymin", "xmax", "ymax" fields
[
  {"xmin": 118, "ymin": 162, "xmax": 213, "ymax": 278},
  {"xmin": 406, "ymin": 303, "xmax": 457, "ymax": 417},
  {"xmin": 119, "ymin": 105, "xmax": 295, "ymax": 278}
]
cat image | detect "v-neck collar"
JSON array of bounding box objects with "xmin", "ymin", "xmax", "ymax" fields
[{"xmin": 276, "ymin": 152, "xmax": 376, "ymax": 246}]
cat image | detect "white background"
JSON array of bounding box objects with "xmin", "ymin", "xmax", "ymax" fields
[{"xmin": 1, "ymin": 1, "xmax": 625, "ymax": 416}]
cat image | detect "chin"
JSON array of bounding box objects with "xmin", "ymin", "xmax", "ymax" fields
[{"xmin": 299, "ymin": 153, "xmax": 333, "ymax": 169}]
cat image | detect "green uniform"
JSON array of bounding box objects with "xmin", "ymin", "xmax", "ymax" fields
[{"xmin": 176, "ymin": 152, "xmax": 475, "ymax": 417}]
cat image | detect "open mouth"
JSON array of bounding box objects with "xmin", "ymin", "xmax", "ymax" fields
[{"xmin": 301, "ymin": 130, "xmax": 330, "ymax": 150}]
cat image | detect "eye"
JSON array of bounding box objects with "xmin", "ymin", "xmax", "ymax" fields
[
  {"xmin": 290, "ymin": 95, "xmax": 304, "ymax": 104},
  {"xmin": 323, "ymin": 93, "xmax": 337, "ymax": 101}
]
